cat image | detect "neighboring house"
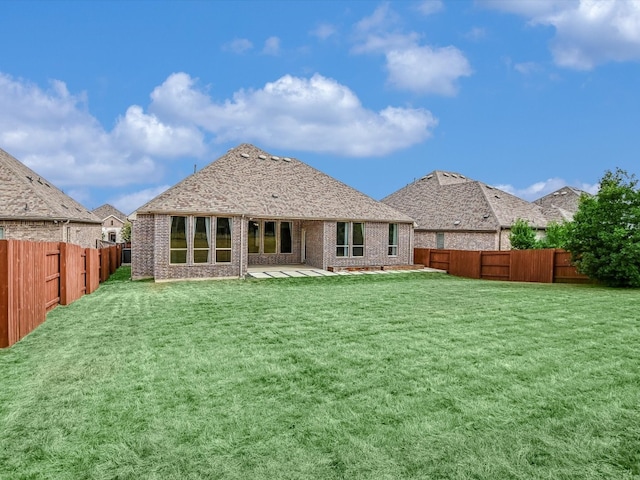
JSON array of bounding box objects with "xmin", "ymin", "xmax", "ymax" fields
[
  {"xmin": 534, "ymin": 187, "xmax": 588, "ymax": 223},
  {"xmin": 0, "ymin": 148, "xmax": 102, "ymax": 248},
  {"xmin": 132, "ymin": 143, "xmax": 415, "ymax": 281},
  {"xmin": 382, "ymin": 170, "xmax": 548, "ymax": 251},
  {"xmin": 93, "ymin": 204, "xmax": 127, "ymax": 243}
]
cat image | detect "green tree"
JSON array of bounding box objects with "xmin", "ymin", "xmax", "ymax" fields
[
  {"xmin": 121, "ymin": 221, "xmax": 132, "ymax": 243},
  {"xmin": 509, "ymin": 218, "xmax": 538, "ymax": 250},
  {"xmin": 565, "ymin": 168, "xmax": 640, "ymax": 287},
  {"xmin": 538, "ymin": 221, "xmax": 570, "ymax": 249}
]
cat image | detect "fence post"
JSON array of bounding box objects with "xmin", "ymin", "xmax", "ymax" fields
[
  {"xmin": 0, "ymin": 240, "xmax": 11, "ymax": 348},
  {"xmin": 59, "ymin": 242, "xmax": 70, "ymax": 305}
]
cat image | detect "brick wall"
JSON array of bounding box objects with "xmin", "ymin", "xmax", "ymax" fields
[
  {"xmin": 247, "ymin": 219, "xmax": 303, "ymax": 266},
  {"xmin": 414, "ymin": 229, "xmax": 517, "ymax": 251},
  {"xmin": 151, "ymin": 214, "xmax": 244, "ymax": 281},
  {"xmin": 301, "ymin": 220, "xmax": 325, "ymax": 269},
  {"xmin": 325, "ymin": 221, "xmax": 413, "ymax": 269},
  {"xmin": 0, "ymin": 220, "xmax": 101, "ymax": 249},
  {"xmin": 131, "ymin": 214, "xmax": 155, "ymax": 279}
]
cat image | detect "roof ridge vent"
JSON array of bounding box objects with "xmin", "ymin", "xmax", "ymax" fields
[
  {"xmin": 282, "ymin": 157, "xmax": 291, "ymax": 162},
  {"xmin": 240, "ymin": 153, "xmax": 250, "ymax": 158},
  {"xmin": 258, "ymin": 154, "xmax": 267, "ymax": 160},
  {"xmin": 271, "ymin": 156, "xmax": 280, "ymax": 161}
]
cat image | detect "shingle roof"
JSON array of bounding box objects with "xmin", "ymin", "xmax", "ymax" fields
[
  {"xmin": 137, "ymin": 144, "xmax": 414, "ymax": 223},
  {"xmin": 533, "ymin": 187, "xmax": 588, "ymax": 222},
  {"xmin": 382, "ymin": 170, "xmax": 548, "ymax": 231},
  {"xmin": 0, "ymin": 148, "xmax": 101, "ymax": 223},
  {"xmin": 93, "ymin": 204, "xmax": 127, "ymax": 222}
]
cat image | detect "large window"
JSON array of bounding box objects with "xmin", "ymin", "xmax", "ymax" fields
[
  {"xmin": 280, "ymin": 222, "xmax": 292, "ymax": 254},
  {"xmin": 216, "ymin": 218, "xmax": 232, "ymax": 263},
  {"xmin": 388, "ymin": 223, "xmax": 398, "ymax": 256},
  {"xmin": 352, "ymin": 223, "xmax": 364, "ymax": 257},
  {"xmin": 264, "ymin": 221, "xmax": 277, "ymax": 254},
  {"xmin": 193, "ymin": 217, "xmax": 210, "ymax": 263},
  {"xmin": 248, "ymin": 220, "xmax": 293, "ymax": 254},
  {"xmin": 336, "ymin": 222, "xmax": 365, "ymax": 257},
  {"xmin": 170, "ymin": 216, "xmax": 232, "ymax": 264},
  {"xmin": 170, "ymin": 216, "xmax": 188, "ymax": 264},
  {"xmin": 336, "ymin": 222, "xmax": 349, "ymax": 257},
  {"xmin": 248, "ymin": 221, "xmax": 260, "ymax": 254}
]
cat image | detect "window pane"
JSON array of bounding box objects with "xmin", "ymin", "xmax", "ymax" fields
[
  {"xmin": 194, "ymin": 217, "xmax": 210, "ymax": 249},
  {"xmin": 336, "ymin": 246, "xmax": 348, "ymax": 257},
  {"xmin": 170, "ymin": 249, "xmax": 187, "ymax": 264},
  {"xmin": 264, "ymin": 221, "xmax": 276, "ymax": 254},
  {"xmin": 280, "ymin": 222, "xmax": 292, "ymax": 254},
  {"xmin": 248, "ymin": 221, "xmax": 260, "ymax": 253},
  {"xmin": 0, "ymin": 227, "xmax": 4, "ymax": 239},
  {"xmin": 336, "ymin": 222, "xmax": 348, "ymax": 246},
  {"xmin": 216, "ymin": 218, "xmax": 232, "ymax": 249},
  {"xmin": 353, "ymin": 223, "xmax": 364, "ymax": 246},
  {"xmin": 352, "ymin": 246, "xmax": 364, "ymax": 257},
  {"xmin": 170, "ymin": 216, "xmax": 187, "ymax": 248},
  {"xmin": 436, "ymin": 232, "xmax": 445, "ymax": 249},
  {"xmin": 389, "ymin": 224, "xmax": 398, "ymax": 246},
  {"xmin": 216, "ymin": 249, "xmax": 231, "ymax": 263},
  {"xmin": 193, "ymin": 249, "xmax": 210, "ymax": 263},
  {"xmin": 388, "ymin": 224, "xmax": 398, "ymax": 256}
]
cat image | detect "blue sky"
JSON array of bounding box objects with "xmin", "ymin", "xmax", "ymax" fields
[{"xmin": 2, "ymin": 0, "xmax": 639, "ymax": 214}]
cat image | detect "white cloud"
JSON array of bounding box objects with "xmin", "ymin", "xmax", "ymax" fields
[
  {"xmin": 110, "ymin": 185, "xmax": 172, "ymax": 215},
  {"xmin": 150, "ymin": 72, "xmax": 438, "ymax": 156},
  {"xmin": 514, "ymin": 61, "xmax": 542, "ymax": 75},
  {"xmin": 222, "ymin": 38, "xmax": 253, "ymax": 54},
  {"xmin": 310, "ymin": 23, "xmax": 338, "ymax": 40},
  {"xmin": 495, "ymin": 177, "xmax": 599, "ymax": 201},
  {"xmin": 263, "ymin": 36, "xmax": 281, "ymax": 55},
  {"xmin": 464, "ymin": 27, "xmax": 487, "ymax": 41},
  {"xmin": 0, "ymin": 72, "xmax": 206, "ymax": 190},
  {"xmin": 352, "ymin": 4, "xmax": 472, "ymax": 95},
  {"xmin": 386, "ymin": 46, "xmax": 473, "ymax": 96},
  {"xmin": 417, "ymin": 0, "xmax": 444, "ymax": 16},
  {"xmin": 482, "ymin": 0, "xmax": 640, "ymax": 70},
  {"xmin": 113, "ymin": 105, "xmax": 205, "ymax": 157}
]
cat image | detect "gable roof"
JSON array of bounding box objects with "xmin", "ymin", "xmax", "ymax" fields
[
  {"xmin": 137, "ymin": 144, "xmax": 414, "ymax": 223},
  {"xmin": 93, "ymin": 204, "xmax": 127, "ymax": 222},
  {"xmin": 382, "ymin": 170, "xmax": 548, "ymax": 231},
  {"xmin": 0, "ymin": 148, "xmax": 101, "ymax": 223},
  {"xmin": 533, "ymin": 187, "xmax": 588, "ymax": 222}
]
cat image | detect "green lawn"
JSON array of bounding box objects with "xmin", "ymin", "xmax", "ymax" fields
[{"xmin": 1, "ymin": 269, "xmax": 639, "ymax": 479}]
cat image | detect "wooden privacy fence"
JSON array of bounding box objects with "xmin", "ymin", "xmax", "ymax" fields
[
  {"xmin": 0, "ymin": 240, "xmax": 122, "ymax": 348},
  {"xmin": 415, "ymin": 248, "xmax": 591, "ymax": 284}
]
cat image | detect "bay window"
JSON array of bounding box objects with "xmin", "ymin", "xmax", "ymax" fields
[{"xmin": 170, "ymin": 215, "xmax": 232, "ymax": 264}]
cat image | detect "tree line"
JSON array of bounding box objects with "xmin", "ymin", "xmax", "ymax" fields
[{"xmin": 509, "ymin": 168, "xmax": 640, "ymax": 288}]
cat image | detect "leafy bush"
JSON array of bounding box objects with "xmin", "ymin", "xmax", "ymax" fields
[
  {"xmin": 565, "ymin": 168, "xmax": 640, "ymax": 287},
  {"xmin": 538, "ymin": 221, "xmax": 570, "ymax": 249},
  {"xmin": 509, "ymin": 218, "xmax": 539, "ymax": 250}
]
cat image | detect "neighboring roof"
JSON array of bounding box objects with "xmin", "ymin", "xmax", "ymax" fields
[
  {"xmin": 0, "ymin": 148, "xmax": 101, "ymax": 223},
  {"xmin": 533, "ymin": 187, "xmax": 588, "ymax": 222},
  {"xmin": 93, "ymin": 204, "xmax": 127, "ymax": 222},
  {"xmin": 382, "ymin": 170, "xmax": 548, "ymax": 231},
  {"xmin": 137, "ymin": 144, "xmax": 414, "ymax": 223}
]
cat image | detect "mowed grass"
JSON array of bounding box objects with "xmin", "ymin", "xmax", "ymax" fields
[{"xmin": 1, "ymin": 269, "xmax": 639, "ymax": 479}]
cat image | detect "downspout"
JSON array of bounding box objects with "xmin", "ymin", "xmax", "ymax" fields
[
  {"xmin": 240, "ymin": 214, "xmax": 245, "ymax": 279},
  {"xmin": 498, "ymin": 225, "xmax": 503, "ymax": 251}
]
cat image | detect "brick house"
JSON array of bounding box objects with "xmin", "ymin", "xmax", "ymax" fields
[
  {"xmin": 132, "ymin": 144, "xmax": 415, "ymax": 281},
  {"xmin": 382, "ymin": 170, "xmax": 548, "ymax": 251},
  {"xmin": 533, "ymin": 187, "xmax": 588, "ymax": 223},
  {"xmin": 0, "ymin": 148, "xmax": 102, "ymax": 248},
  {"xmin": 93, "ymin": 204, "xmax": 128, "ymax": 243}
]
